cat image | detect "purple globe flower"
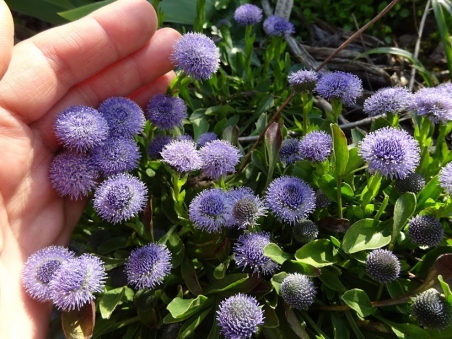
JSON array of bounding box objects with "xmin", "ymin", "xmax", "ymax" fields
[
  {"xmin": 358, "ymin": 127, "xmax": 420, "ymax": 179},
  {"xmin": 91, "ymin": 137, "xmax": 141, "ymax": 176},
  {"xmin": 217, "ymin": 293, "xmax": 264, "ymax": 339},
  {"xmin": 363, "ymin": 87, "xmax": 414, "ymax": 117},
  {"xmin": 197, "ymin": 132, "xmax": 217, "ymax": 148},
  {"xmin": 199, "ymin": 140, "xmax": 241, "ymax": 180},
  {"xmin": 54, "ymin": 105, "xmax": 109, "ymax": 151},
  {"xmin": 148, "ymin": 135, "xmax": 173, "ymax": 159},
  {"xmin": 49, "ymin": 150, "xmax": 99, "ymax": 200},
  {"xmin": 228, "ymin": 187, "xmax": 267, "ymax": 229},
  {"xmin": 50, "ymin": 254, "xmax": 106, "ymax": 311},
  {"xmin": 263, "ymin": 15, "xmax": 295, "ymax": 36},
  {"xmin": 146, "ymin": 94, "xmax": 187, "ymax": 130},
  {"xmin": 176, "ymin": 134, "xmax": 194, "ymax": 142},
  {"xmin": 287, "ymin": 70, "xmax": 318, "ymax": 93},
  {"xmin": 279, "ymin": 138, "xmax": 303, "ymax": 165},
  {"xmin": 299, "ymin": 131, "xmax": 333, "ymax": 162},
  {"xmin": 411, "ymin": 87, "xmax": 452, "ymax": 124},
  {"xmin": 188, "ymin": 188, "xmax": 231, "ymax": 233},
  {"xmin": 93, "ymin": 173, "xmax": 148, "ymax": 224},
  {"xmin": 98, "ymin": 97, "xmax": 146, "ymax": 138},
  {"xmin": 412, "ymin": 289, "xmax": 452, "ymax": 330},
  {"xmin": 408, "ymin": 215, "xmax": 444, "ymax": 247},
  {"xmin": 234, "ymin": 4, "xmax": 263, "ymax": 26},
  {"xmin": 315, "ymin": 71, "xmax": 363, "ymax": 106},
  {"xmin": 265, "ymin": 176, "xmax": 316, "ymax": 225},
  {"xmin": 437, "ymin": 82, "xmax": 452, "ymax": 95},
  {"xmin": 234, "ymin": 232, "xmax": 279, "ymax": 276},
  {"xmin": 439, "ymin": 162, "xmax": 452, "ymax": 194},
  {"xmin": 292, "ymin": 220, "xmax": 319, "ymax": 244},
  {"xmin": 22, "ymin": 246, "xmax": 75, "ymax": 303},
  {"xmin": 280, "ymin": 273, "xmax": 316, "ymax": 310},
  {"xmin": 366, "ymin": 249, "xmax": 400, "ymax": 283},
  {"xmin": 171, "ymin": 32, "xmax": 220, "ymax": 81},
  {"xmin": 161, "ymin": 140, "xmax": 202, "ymax": 172},
  {"xmin": 125, "ymin": 243, "xmax": 172, "ymax": 290}
]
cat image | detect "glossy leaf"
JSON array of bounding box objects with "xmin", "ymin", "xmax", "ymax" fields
[
  {"xmin": 99, "ymin": 287, "xmax": 125, "ymax": 320},
  {"xmin": 331, "ymin": 123, "xmax": 349, "ymax": 176},
  {"xmin": 263, "ymin": 243, "xmax": 292, "ymax": 264},
  {"xmin": 61, "ymin": 301, "xmax": 95, "ymax": 339},
  {"xmin": 295, "ymin": 239, "xmax": 339, "ymax": 267},
  {"xmin": 342, "ymin": 219, "xmax": 391, "ymax": 254},
  {"xmin": 341, "ymin": 289, "xmax": 376, "ymax": 318}
]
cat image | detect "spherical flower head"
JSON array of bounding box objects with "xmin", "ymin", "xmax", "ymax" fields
[
  {"xmin": 279, "ymin": 138, "xmax": 303, "ymax": 165},
  {"xmin": 234, "ymin": 4, "xmax": 263, "ymax": 26},
  {"xmin": 439, "ymin": 162, "xmax": 452, "ymax": 194},
  {"xmin": 315, "ymin": 190, "xmax": 331, "ymax": 209},
  {"xmin": 50, "ymin": 254, "xmax": 106, "ymax": 311},
  {"xmin": 412, "ymin": 289, "xmax": 452, "ymax": 330},
  {"xmin": 146, "ymin": 94, "xmax": 187, "ymax": 130},
  {"xmin": 199, "ymin": 140, "xmax": 241, "ymax": 180},
  {"xmin": 408, "ymin": 215, "xmax": 444, "ymax": 247},
  {"xmin": 217, "ymin": 293, "xmax": 264, "ymax": 339},
  {"xmin": 177, "ymin": 134, "xmax": 193, "ymax": 142},
  {"xmin": 98, "ymin": 97, "xmax": 146, "ymax": 138},
  {"xmin": 171, "ymin": 32, "xmax": 220, "ymax": 81},
  {"xmin": 394, "ymin": 173, "xmax": 425, "ymax": 194},
  {"xmin": 54, "ymin": 105, "xmax": 109, "ymax": 151},
  {"xmin": 358, "ymin": 127, "xmax": 420, "ymax": 179},
  {"xmin": 125, "ymin": 243, "xmax": 172, "ymax": 290},
  {"xmin": 437, "ymin": 82, "xmax": 452, "ymax": 95},
  {"xmin": 288, "ymin": 70, "xmax": 318, "ymax": 93},
  {"xmin": 299, "ymin": 131, "xmax": 333, "ymax": 162},
  {"xmin": 49, "ymin": 150, "xmax": 99, "ymax": 200},
  {"xmin": 411, "ymin": 87, "xmax": 452, "ymax": 124},
  {"xmin": 228, "ymin": 187, "xmax": 267, "ymax": 229},
  {"xmin": 189, "ymin": 188, "xmax": 231, "ymax": 233},
  {"xmin": 197, "ymin": 132, "xmax": 217, "ymax": 148},
  {"xmin": 93, "ymin": 173, "xmax": 148, "ymax": 224},
  {"xmin": 22, "ymin": 246, "xmax": 75, "ymax": 303},
  {"xmin": 147, "ymin": 135, "xmax": 173, "ymax": 159},
  {"xmin": 366, "ymin": 249, "xmax": 400, "ymax": 283},
  {"xmin": 161, "ymin": 140, "xmax": 202, "ymax": 173},
  {"xmin": 363, "ymin": 87, "xmax": 414, "ymax": 117},
  {"xmin": 91, "ymin": 137, "xmax": 141, "ymax": 176},
  {"xmin": 292, "ymin": 220, "xmax": 319, "ymax": 244},
  {"xmin": 234, "ymin": 232, "xmax": 279, "ymax": 276},
  {"xmin": 263, "ymin": 15, "xmax": 295, "ymax": 36},
  {"xmin": 315, "ymin": 71, "xmax": 363, "ymax": 106},
  {"xmin": 280, "ymin": 273, "xmax": 316, "ymax": 310},
  {"xmin": 265, "ymin": 176, "xmax": 316, "ymax": 225}
]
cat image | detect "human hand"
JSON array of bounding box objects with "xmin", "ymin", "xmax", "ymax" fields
[{"xmin": 0, "ymin": 0, "xmax": 180, "ymax": 337}]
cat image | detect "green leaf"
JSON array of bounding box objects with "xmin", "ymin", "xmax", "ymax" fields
[
  {"xmin": 263, "ymin": 303, "xmax": 279, "ymax": 328},
  {"xmin": 265, "ymin": 122, "xmax": 282, "ymax": 187},
  {"xmin": 391, "ymin": 192, "xmax": 416, "ymax": 248},
  {"xmin": 61, "ymin": 301, "xmax": 95, "ymax": 339},
  {"xmin": 263, "ymin": 243, "xmax": 292, "ymax": 264},
  {"xmin": 417, "ymin": 176, "xmax": 441, "ymax": 211},
  {"xmin": 438, "ymin": 275, "xmax": 452, "ymax": 303},
  {"xmin": 295, "ymin": 239, "xmax": 339, "ymax": 267},
  {"xmin": 344, "ymin": 147, "xmax": 365, "ymax": 175},
  {"xmin": 286, "ymin": 307, "xmax": 310, "ymax": 339},
  {"xmin": 331, "ymin": 123, "xmax": 349, "ymax": 176},
  {"xmin": 178, "ymin": 307, "xmax": 212, "ymax": 338},
  {"xmin": 375, "ymin": 315, "xmax": 431, "ymax": 339},
  {"xmin": 271, "ymin": 271, "xmax": 289, "ymax": 294},
  {"xmin": 6, "ymin": 0, "xmax": 69, "ymax": 24},
  {"xmin": 341, "ymin": 289, "xmax": 376, "ymax": 318},
  {"xmin": 319, "ymin": 266, "xmax": 347, "ymax": 292},
  {"xmin": 342, "ymin": 219, "xmax": 391, "ymax": 254},
  {"xmin": 205, "ymin": 273, "xmax": 249, "ymax": 295},
  {"xmin": 181, "ymin": 257, "xmax": 202, "ymax": 296},
  {"xmin": 166, "ymin": 295, "xmax": 209, "ymax": 320},
  {"xmin": 99, "ymin": 287, "xmax": 125, "ymax": 320},
  {"xmin": 360, "ymin": 173, "xmax": 382, "ymax": 207},
  {"xmin": 192, "ymin": 118, "xmax": 210, "ymax": 141},
  {"xmin": 58, "ymin": 0, "xmax": 114, "ymax": 20}
]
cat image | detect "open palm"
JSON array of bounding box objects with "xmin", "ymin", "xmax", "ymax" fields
[{"xmin": 0, "ymin": 1, "xmax": 180, "ymax": 337}]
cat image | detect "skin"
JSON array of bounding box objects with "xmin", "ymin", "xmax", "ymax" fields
[{"xmin": 0, "ymin": 0, "xmax": 180, "ymax": 337}]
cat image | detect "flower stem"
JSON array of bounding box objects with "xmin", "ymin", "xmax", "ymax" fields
[
  {"xmin": 375, "ymin": 283, "xmax": 385, "ymax": 301},
  {"xmin": 336, "ymin": 174, "xmax": 343, "ymax": 219},
  {"xmin": 300, "ymin": 310, "xmax": 331, "ymax": 339}
]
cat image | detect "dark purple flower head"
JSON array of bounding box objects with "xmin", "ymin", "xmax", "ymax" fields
[
  {"xmin": 315, "ymin": 190, "xmax": 331, "ymax": 209},
  {"xmin": 234, "ymin": 231, "xmax": 279, "ymax": 276},
  {"xmin": 98, "ymin": 97, "xmax": 146, "ymax": 138},
  {"xmin": 49, "ymin": 150, "xmax": 99, "ymax": 200},
  {"xmin": 263, "ymin": 15, "xmax": 295, "ymax": 36},
  {"xmin": 439, "ymin": 162, "xmax": 452, "ymax": 194},
  {"xmin": 189, "ymin": 188, "xmax": 231, "ymax": 233},
  {"xmin": 412, "ymin": 289, "xmax": 452, "ymax": 330},
  {"xmin": 363, "ymin": 87, "xmax": 414, "ymax": 117},
  {"xmin": 411, "ymin": 87, "xmax": 452, "ymax": 124},
  {"xmin": 91, "ymin": 137, "xmax": 141, "ymax": 176},
  {"xmin": 265, "ymin": 176, "xmax": 316, "ymax": 225},
  {"xmin": 288, "ymin": 70, "xmax": 318, "ymax": 93},
  {"xmin": 197, "ymin": 132, "xmax": 217, "ymax": 148},
  {"xmin": 125, "ymin": 243, "xmax": 172, "ymax": 290},
  {"xmin": 279, "ymin": 139, "xmax": 303, "ymax": 165},
  {"xmin": 217, "ymin": 19, "xmax": 231, "ymax": 28},
  {"xmin": 366, "ymin": 249, "xmax": 400, "ymax": 283},
  {"xmin": 146, "ymin": 94, "xmax": 187, "ymax": 130},
  {"xmin": 217, "ymin": 293, "xmax": 264, "ymax": 339},
  {"xmin": 93, "ymin": 173, "xmax": 147, "ymax": 224},
  {"xmin": 171, "ymin": 32, "xmax": 220, "ymax": 81},
  {"xmin": 161, "ymin": 140, "xmax": 202, "ymax": 172},
  {"xmin": 54, "ymin": 105, "xmax": 109, "ymax": 151},
  {"xmin": 200, "ymin": 140, "xmax": 241, "ymax": 180},
  {"xmin": 394, "ymin": 173, "xmax": 425, "ymax": 194},
  {"xmin": 315, "ymin": 71, "xmax": 363, "ymax": 106},
  {"xmin": 234, "ymin": 4, "xmax": 263, "ymax": 26},
  {"xmin": 292, "ymin": 220, "xmax": 318, "ymax": 244},
  {"xmin": 299, "ymin": 131, "xmax": 333, "ymax": 162},
  {"xmin": 176, "ymin": 134, "xmax": 193, "ymax": 142},
  {"xmin": 50, "ymin": 254, "xmax": 106, "ymax": 311},
  {"xmin": 408, "ymin": 215, "xmax": 444, "ymax": 247},
  {"xmin": 148, "ymin": 135, "xmax": 173, "ymax": 159},
  {"xmin": 358, "ymin": 127, "xmax": 420, "ymax": 179},
  {"xmin": 22, "ymin": 246, "xmax": 75, "ymax": 303},
  {"xmin": 228, "ymin": 187, "xmax": 267, "ymax": 229},
  {"xmin": 280, "ymin": 273, "xmax": 316, "ymax": 310}
]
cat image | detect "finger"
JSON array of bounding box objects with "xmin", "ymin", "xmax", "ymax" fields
[
  {"xmin": 129, "ymin": 71, "xmax": 176, "ymax": 107},
  {"xmin": 0, "ymin": 1, "xmax": 14, "ymax": 80},
  {"xmin": 0, "ymin": 0, "xmax": 157, "ymax": 123}
]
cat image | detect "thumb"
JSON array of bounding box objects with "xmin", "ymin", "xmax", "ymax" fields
[{"xmin": 0, "ymin": 0, "xmax": 14, "ymax": 80}]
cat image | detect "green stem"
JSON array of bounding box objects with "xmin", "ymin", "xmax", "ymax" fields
[
  {"xmin": 194, "ymin": 0, "xmax": 206, "ymax": 32},
  {"xmin": 301, "ymin": 93, "xmax": 312, "ymax": 135},
  {"xmin": 300, "ymin": 311, "xmax": 331, "ymax": 339},
  {"xmin": 386, "ymin": 111, "xmax": 399, "ymax": 127},
  {"xmin": 244, "ymin": 25, "xmax": 253, "ymax": 71},
  {"xmin": 373, "ymin": 194, "xmax": 389, "ymax": 226},
  {"xmin": 336, "ymin": 175, "xmax": 343, "ymax": 219},
  {"xmin": 434, "ymin": 123, "xmax": 448, "ymax": 163},
  {"xmin": 375, "ymin": 283, "xmax": 385, "ymax": 301},
  {"xmin": 345, "ymin": 310, "xmax": 366, "ymax": 339}
]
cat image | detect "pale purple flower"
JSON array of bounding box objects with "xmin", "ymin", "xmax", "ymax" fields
[
  {"xmin": 288, "ymin": 70, "xmax": 318, "ymax": 93},
  {"xmin": 409, "ymin": 215, "xmax": 444, "ymax": 247},
  {"xmin": 228, "ymin": 187, "xmax": 267, "ymax": 229},
  {"xmin": 161, "ymin": 140, "xmax": 202, "ymax": 172},
  {"xmin": 439, "ymin": 162, "xmax": 452, "ymax": 194},
  {"xmin": 197, "ymin": 132, "xmax": 217, "ymax": 148},
  {"xmin": 299, "ymin": 131, "xmax": 333, "ymax": 162},
  {"xmin": 217, "ymin": 293, "xmax": 264, "ymax": 339},
  {"xmin": 22, "ymin": 246, "xmax": 75, "ymax": 303},
  {"xmin": 54, "ymin": 105, "xmax": 109, "ymax": 151},
  {"xmin": 363, "ymin": 87, "xmax": 414, "ymax": 117},
  {"xmin": 280, "ymin": 273, "xmax": 316, "ymax": 310},
  {"xmin": 263, "ymin": 15, "xmax": 295, "ymax": 36},
  {"xmin": 411, "ymin": 87, "xmax": 452, "ymax": 124},
  {"xmin": 358, "ymin": 127, "xmax": 420, "ymax": 179},
  {"xmin": 315, "ymin": 71, "xmax": 363, "ymax": 106},
  {"xmin": 125, "ymin": 243, "xmax": 172, "ymax": 290},
  {"xmin": 366, "ymin": 249, "xmax": 400, "ymax": 283},
  {"xmin": 279, "ymin": 139, "xmax": 303, "ymax": 165},
  {"xmin": 93, "ymin": 173, "xmax": 147, "ymax": 224},
  {"xmin": 265, "ymin": 176, "xmax": 316, "ymax": 225},
  {"xmin": 148, "ymin": 135, "xmax": 173, "ymax": 159},
  {"xmin": 234, "ymin": 4, "xmax": 263, "ymax": 26},
  {"xmin": 199, "ymin": 140, "xmax": 241, "ymax": 180},
  {"xmin": 176, "ymin": 134, "xmax": 193, "ymax": 142},
  {"xmin": 146, "ymin": 94, "xmax": 187, "ymax": 130},
  {"xmin": 171, "ymin": 32, "xmax": 220, "ymax": 81}
]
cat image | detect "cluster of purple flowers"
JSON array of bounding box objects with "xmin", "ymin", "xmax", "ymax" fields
[
  {"xmin": 410, "ymin": 86, "xmax": 452, "ymax": 124},
  {"xmin": 279, "ymin": 131, "xmax": 333, "ymax": 165}
]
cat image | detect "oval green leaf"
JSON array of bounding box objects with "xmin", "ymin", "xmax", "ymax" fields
[
  {"xmin": 342, "ymin": 219, "xmax": 391, "ymax": 254},
  {"xmin": 295, "ymin": 239, "xmax": 338, "ymax": 267}
]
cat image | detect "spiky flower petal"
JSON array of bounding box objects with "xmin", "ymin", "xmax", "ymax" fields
[
  {"xmin": 228, "ymin": 187, "xmax": 267, "ymax": 229},
  {"xmin": 299, "ymin": 131, "xmax": 333, "ymax": 162},
  {"xmin": 292, "ymin": 220, "xmax": 319, "ymax": 243},
  {"xmin": 411, "ymin": 87, "xmax": 452, "ymax": 124},
  {"xmin": 363, "ymin": 87, "xmax": 414, "ymax": 117},
  {"xmin": 146, "ymin": 94, "xmax": 187, "ymax": 130},
  {"xmin": 234, "ymin": 4, "xmax": 262, "ymax": 26},
  {"xmin": 394, "ymin": 173, "xmax": 425, "ymax": 194},
  {"xmin": 412, "ymin": 289, "xmax": 452, "ymax": 330},
  {"xmin": 280, "ymin": 273, "xmax": 316, "ymax": 310},
  {"xmin": 197, "ymin": 132, "xmax": 217, "ymax": 148},
  {"xmin": 147, "ymin": 135, "xmax": 174, "ymax": 159},
  {"xmin": 199, "ymin": 140, "xmax": 241, "ymax": 180},
  {"xmin": 263, "ymin": 15, "xmax": 295, "ymax": 36},
  {"xmin": 315, "ymin": 71, "xmax": 363, "ymax": 106},
  {"xmin": 287, "ymin": 70, "xmax": 318, "ymax": 93},
  {"xmin": 366, "ymin": 249, "xmax": 400, "ymax": 284},
  {"xmin": 439, "ymin": 162, "xmax": 452, "ymax": 194},
  {"xmin": 279, "ymin": 139, "xmax": 303, "ymax": 165},
  {"xmin": 161, "ymin": 140, "xmax": 203, "ymax": 172},
  {"xmin": 408, "ymin": 215, "xmax": 444, "ymax": 247}
]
